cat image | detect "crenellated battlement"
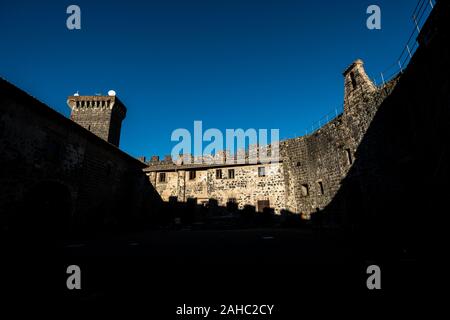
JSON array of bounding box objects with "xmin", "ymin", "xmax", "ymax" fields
[{"xmin": 67, "ymin": 92, "xmax": 127, "ymax": 147}]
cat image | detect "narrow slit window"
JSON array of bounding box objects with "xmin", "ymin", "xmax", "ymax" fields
[
  {"xmin": 318, "ymin": 181, "xmax": 324, "ymax": 195},
  {"xmin": 345, "ymin": 148, "xmax": 353, "ymax": 165},
  {"xmin": 350, "ymin": 72, "xmax": 357, "ymax": 89}
]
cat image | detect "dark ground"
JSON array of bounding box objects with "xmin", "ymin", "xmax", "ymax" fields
[{"xmin": 2, "ymin": 226, "xmax": 421, "ymax": 315}]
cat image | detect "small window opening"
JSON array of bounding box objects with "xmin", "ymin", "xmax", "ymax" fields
[
  {"xmin": 258, "ymin": 167, "xmax": 266, "ymax": 177},
  {"xmin": 318, "ymin": 181, "xmax": 324, "ymax": 195},
  {"xmin": 345, "ymin": 148, "xmax": 353, "ymax": 165},
  {"xmin": 350, "ymin": 72, "xmax": 357, "ymax": 89},
  {"xmin": 301, "ymin": 184, "xmax": 309, "ymax": 196}
]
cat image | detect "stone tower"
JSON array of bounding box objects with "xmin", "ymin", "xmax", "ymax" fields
[
  {"xmin": 342, "ymin": 59, "xmax": 376, "ymax": 113},
  {"xmin": 67, "ymin": 92, "xmax": 127, "ymax": 147}
]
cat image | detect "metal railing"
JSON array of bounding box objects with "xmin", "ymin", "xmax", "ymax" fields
[
  {"xmin": 373, "ymin": 0, "xmax": 435, "ymax": 86},
  {"xmin": 303, "ymin": 104, "xmax": 344, "ymax": 136},
  {"xmin": 300, "ymin": 0, "xmax": 436, "ymax": 138}
]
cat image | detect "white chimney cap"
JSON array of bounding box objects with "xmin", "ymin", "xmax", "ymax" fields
[{"xmin": 108, "ymin": 90, "xmax": 116, "ymax": 96}]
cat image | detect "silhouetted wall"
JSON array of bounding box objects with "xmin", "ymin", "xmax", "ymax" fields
[
  {"xmin": 324, "ymin": 0, "xmax": 449, "ymax": 256},
  {"xmin": 0, "ymin": 79, "xmax": 161, "ymax": 235}
]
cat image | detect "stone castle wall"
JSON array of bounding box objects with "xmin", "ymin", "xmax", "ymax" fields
[
  {"xmin": 0, "ymin": 0, "xmax": 446, "ymax": 234},
  {"xmin": 280, "ymin": 74, "xmax": 399, "ymax": 217},
  {"xmin": 0, "ymin": 79, "xmax": 158, "ymax": 231},
  {"xmin": 147, "ymin": 162, "xmax": 285, "ymax": 213},
  {"xmin": 145, "ymin": 61, "xmax": 399, "ymax": 217}
]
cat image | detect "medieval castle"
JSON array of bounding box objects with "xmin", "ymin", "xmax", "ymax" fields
[
  {"xmin": 141, "ymin": 59, "xmax": 398, "ymax": 219},
  {"xmin": 63, "ymin": 56, "xmax": 397, "ymax": 220},
  {"xmin": 0, "ymin": 0, "xmax": 448, "ymax": 235}
]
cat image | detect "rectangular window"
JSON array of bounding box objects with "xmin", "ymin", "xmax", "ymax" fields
[
  {"xmin": 228, "ymin": 197, "xmax": 237, "ymax": 203},
  {"xmin": 159, "ymin": 172, "xmax": 166, "ymax": 183},
  {"xmin": 257, "ymin": 200, "xmax": 270, "ymax": 212},
  {"xmin": 216, "ymin": 169, "xmax": 222, "ymax": 179},
  {"xmin": 189, "ymin": 170, "xmax": 196, "ymax": 180},
  {"xmin": 318, "ymin": 181, "xmax": 324, "ymax": 195},
  {"xmin": 228, "ymin": 169, "xmax": 235, "ymax": 179},
  {"xmin": 258, "ymin": 167, "xmax": 266, "ymax": 177}
]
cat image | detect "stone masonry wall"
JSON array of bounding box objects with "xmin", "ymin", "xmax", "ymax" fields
[
  {"xmin": 146, "ymin": 60, "xmax": 398, "ymax": 218},
  {"xmin": 67, "ymin": 95, "xmax": 127, "ymax": 147},
  {"xmin": 0, "ymin": 79, "xmax": 157, "ymax": 230},
  {"xmin": 280, "ymin": 69, "xmax": 399, "ymax": 218},
  {"xmin": 147, "ymin": 162, "xmax": 285, "ymax": 213}
]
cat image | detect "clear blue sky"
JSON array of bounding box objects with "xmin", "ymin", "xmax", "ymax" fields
[{"xmin": 0, "ymin": 0, "xmax": 419, "ymax": 159}]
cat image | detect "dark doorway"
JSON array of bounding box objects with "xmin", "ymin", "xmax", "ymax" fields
[{"xmin": 257, "ymin": 200, "xmax": 270, "ymax": 213}]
